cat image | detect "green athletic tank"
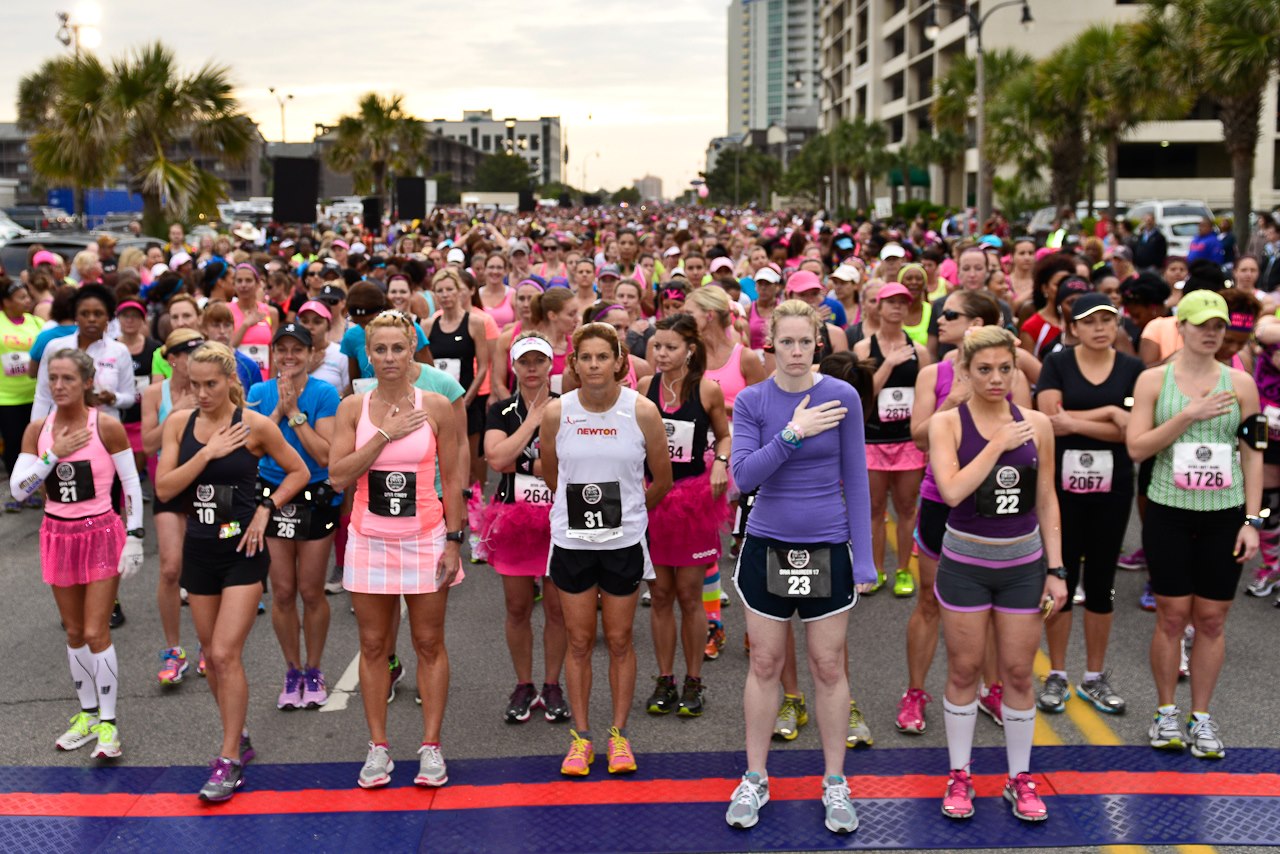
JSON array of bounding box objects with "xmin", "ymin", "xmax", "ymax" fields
[{"xmin": 1147, "ymin": 363, "xmax": 1244, "ymax": 511}]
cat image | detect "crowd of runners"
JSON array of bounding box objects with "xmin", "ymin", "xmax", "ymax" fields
[{"xmin": 2, "ymin": 204, "xmax": 1275, "ymax": 831}]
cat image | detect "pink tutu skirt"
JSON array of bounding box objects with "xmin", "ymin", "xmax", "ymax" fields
[
  {"xmin": 40, "ymin": 512, "xmax": 124, "ymax": 587},
  {"xmin": 123, "ymin": 420, "xmax": 144, "ymax": 454},
  {"xmin": 648, "ymin": 473, "xmax": 732, "ymax": 567},
  {"xmin": 478, "ymin": 499, "xmax": 552, "ymax": 577}
]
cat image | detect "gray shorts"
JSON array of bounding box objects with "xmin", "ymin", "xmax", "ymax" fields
[{"xmin": 935, "ymin": 526, "xmax": 1046, "ymax": 614}]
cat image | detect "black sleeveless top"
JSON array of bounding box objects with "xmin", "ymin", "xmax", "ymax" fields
[
  {"xmin": 813, "ymin": 324, "xmax": 833, "ymax": 365},
  {"xmin": 865, "ymin": 334, "xmax": 918, "ymax": 445},
  {"xmin": 178, "ymin": 408, "xmax": 261, "ymax": 539},
  {"xmin": 646, "ymin": 373, "xmax": 710, "ymax": 482},
  {"xmin": 429, "ymin": 311, "xmax": 477, "ymax": 388}
]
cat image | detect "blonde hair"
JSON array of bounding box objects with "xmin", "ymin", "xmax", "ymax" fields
[
  {"xmin": 72, "ymin": 250, "xmax": 99, "ymax": 276},
  {"xmin": 189, "ymin": 341, "xmax": 245, "ymax": 406},
  {"xmin": 687, "ymin": 285, "xmax": 732, "ymax": 329},
  {"xmin": 958, "ymin": 326, "xmax": 1019, "ymax": 368},
  {"xmin": 768, "ymin": 298, "xmax": 821, "ymax": 341},
  {"xmin": 118, "ymin": 247, "xmax": 145, "ymax": 272},
  {"xmin": 47, "ymin": 348, "xmax": 97, "ymax": 407},
  {"xmin": 365, "ymin": 309, "xmax": 417, "ymax": 348},
  {"xmin": 163, "ymin": 327, "xmax": 204, "ymax": 357}
]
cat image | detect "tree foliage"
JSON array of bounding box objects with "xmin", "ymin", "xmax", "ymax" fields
[
  {"xmin": 474, "ymin": 152, "xmax": 535, "ymax": 192},
  {"xmin": 326, "ymin": 93, "xmax": 428, "ymax": 212},
  {"xmin": 703, "ymin": 147, "xmax": 783, "ymax": 206}
]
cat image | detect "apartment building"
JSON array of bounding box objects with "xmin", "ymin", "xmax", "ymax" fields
[
  {"xmin": 425, "ymin": 110, "xmax": 561, "ymax": 186},
  {"xmin": 727, "ymin": 0, "xmax": 824, "ymax": 137}
]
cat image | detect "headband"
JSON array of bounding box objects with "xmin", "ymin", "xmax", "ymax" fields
[
  {"xmin": 662, "ymin": 288, "xmax": 686, "ymax": 301},
  {"xmin": 897, "ymin": 263, "xmax": 926, "ymax": 284},
  {"xmin": 234, "ymin": 263, "xmax": 260, "ymax": 278},
  {"xmin": 1229, "ymin": 312, "xmax": 1257, "ymax": 333},
  {"xmin": 516, "ymin": 278, "xmax": 545, "ymax": 292},
  {"xmin": 592, "ymin": 304, "xmax": 625, "ymax": 323},
  {"xmin": 164, "ymin": 336, "xmax": 205, "ymax": 358}
]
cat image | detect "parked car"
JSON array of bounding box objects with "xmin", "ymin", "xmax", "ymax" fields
[
  {"xmin": 0, "ymin": 232, "xmax": 154, "ymax": 276},
  {"xmin": 0, "ymin": 213, "xmax": 29, "ymax": 247},
  {"xmin": 1126, "ymin": 200, "xmax": 1216, "ymax": 256},
  {"xmin": 2, "ymin": 205, "xmax": 75, "ymax": 231},
  {"xmin": 1028, "ymin": 202, "xmax": 1128, "ymax": 243}
]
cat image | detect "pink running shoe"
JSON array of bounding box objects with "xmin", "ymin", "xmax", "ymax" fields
[
  {"xmin": 1003, "ymin": 772, "xmax": 1048, "ymax": 821},
  {"xmin": 895, "ymin": 688, "xmax": 931, "ymax": 734},
  {"xmin": 941, "ymin": 769, "xmax": 975, "ymax": 819},
  {"xmin": 979, "ymin": 683, "xmax": 1004, "ymax": 727}
]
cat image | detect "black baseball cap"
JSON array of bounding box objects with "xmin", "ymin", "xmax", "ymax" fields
[
  {"xmin": 1069, "ymin": 292, "xmax": 1119, "ymax": 321},
  {"xmin": 316, "ymin": 284, "xmax": 346, "ymax": 304},
  {"xmin": 272, "ymin": 322, "xmax": 313, "ymax": 347}
]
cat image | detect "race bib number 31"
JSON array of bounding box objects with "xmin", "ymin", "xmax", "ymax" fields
[
  {"xmin": 565, "ymin": 481, "xmax": 623, "ymax": 542},
  {"xmin": 1061, "ymin": 449, "xmax": 1113, "ymax": 494},
  {"xmin": 368, "ymin": 470, "xmax": 416, "ymax": 517},
  {"xmin": 1172, "ymin": 442, "xmax": 1232, "ymax": 491},
  {"xmin": 766, "ymin": 547, "xmax": 832, "ymax": 598}
]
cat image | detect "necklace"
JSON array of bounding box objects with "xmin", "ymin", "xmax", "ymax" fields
[
  {"xmin": 373, "ymin": 388, "xmax": 413, "ymax": 415},
  {"xmin": 661, "ymin": 368, "xmax": 686, "ymax": 407}
]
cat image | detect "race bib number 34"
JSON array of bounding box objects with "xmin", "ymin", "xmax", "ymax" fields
[
  {"xmin": 368, "ymin": 470, "xmax": 416, "ymax": 517},
  {"xmin": 1172, "ymin": 442, "xmax": 1232, "ymax": 491},
  {"xmin": 662, "ymin": 418, "xmax": 695, "ymax": 463},
  {"xmin": 766, "ymin": 547, "xmax": 832, "ymax": 598}
]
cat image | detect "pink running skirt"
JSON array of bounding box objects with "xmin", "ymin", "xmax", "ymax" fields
[{"xmin": 40, "ymin": 511, "xmax": 124, "ymax": 587}]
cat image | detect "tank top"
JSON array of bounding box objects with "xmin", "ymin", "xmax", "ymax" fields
[
  {"xmin": 1256, "ymin": 342, "xmax": 1280, "ymax": 440},
  {"xmin": 38, "ymin": 408, "xmax": 114, "ymax": 518},
  {"xmin": 704, "ymin": 343, "xmax": 747, "ymax": 413},
  {"xmin": 1022, "ymin": 313, "xmax": 1061, "ymax": 360},
  {"xmin": 122, "ymin": 338, "xmax": 160, "ymax": 424},
  {"xmin": 550, "ymin": 387, "xmax": 649, "ymax": 550},
  {"xmin": 352, "ymin": 388, "xmax": 443, "ymax": 537},
  {"xmin": 866, "ymin": 334, "xmax": 918, "ymax": 444},
  {"xmin": 623, "ymin": 355, "xmax": 639, "ymax": 390},
  {"xmin": 947, "ymin": 402, "xmax": 1039, "ymax": 539},
  {"xmin": 429, "ymin": 311, "xmax": 476, "ymax": 388},
  {"xmin": 159, "ymin": 379, "xmax": 174, "ymax": 424},
  {"xmin": 902, "ymin": 301, "xmax": 932, "ymax": 347},
  {"xmin": 646, "ymin": 374, "xmax": 709, "ymax": 482},
  {"xmin": 919, "ymin": 360, "xmax": 955, "ymax": 504},
  {"xmin": 178, "ymin": 408, "xmax": 260, "ymax": 539},
  {"xmin": 1148, "ymin": 363, "xmax": 1244, "ymax": 511},
  {"xmin": 229, "ymin": 300, "xmax": 274, "ymax": 377},
  {"xmin": 482, "ymin": 288, "xmax": 515, "ymax": 330},
  {"xmin": 748, "ymin": 302, "xmax": 769, "ymax": 350}
]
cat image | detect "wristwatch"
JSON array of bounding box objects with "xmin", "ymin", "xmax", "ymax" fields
[
  {"xmin": 1047, "ymin": 566, "xmax": 1068, "ymax": 580},
  {"xmin": 445, "ymin": 530, "xmax": 465, "ymax": 544},
  {"xmin": 289, "ymin": 412, "xmax": 308, "ymax": 427},
  {"xmin": 1244, "ymin": 514, "xmax": 1265, "ymax": 530},
  {"xmin": 259, "ymin": 496, "xmax": 277, "ymax": 512},
  {"xmin": 779, "ymin": 427, "xmax": 802, "ymax": 448},
  {"xmin": 714, "ymin": 454, "xmax": 729, "ymax": 464},
  {"xmin": 127, "ymin": 527, "xmax": 145, "ymax": 540}
]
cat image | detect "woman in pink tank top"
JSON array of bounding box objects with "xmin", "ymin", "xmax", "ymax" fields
[
  {"xmin": 328, "ymin": 311, "xmax": 466, "ymax": 789},
  {"xmin": 479, "ymin": 254, "xmax": 516, "ymax": 330},
  {"xmin": 229, "ymin": 264, "xmax": 279, "ymax": 378},
  {"xmin": 688, "ymin": 287, "xmax": 766, "ymax": 416},
  {"xmin": 11, "ymin": 348, "xmax": 144, "ymax": 760}
]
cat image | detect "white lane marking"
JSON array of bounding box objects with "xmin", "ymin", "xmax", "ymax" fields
[{"xmin": 320, "ymin": 599, "xmax": 406, "ymax": 712}]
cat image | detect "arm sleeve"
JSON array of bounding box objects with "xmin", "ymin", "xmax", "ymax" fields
[
  {"xmin": 110, "ymin": 346, "xmax": 137, "ymax": 412},
  {"xmin": 9, "ymin": 452, "xmax": 55, "ymax": 501},
  {"xmin": 415, "ymin": 323, "xmax": 429, "ymax": 349},
  {"xmin": 111, "ymin": 449, "xmax": 144, "ymax": 531},
  {"xmin": 839, "ymin": 392, "xmax": 877, "ymax": 586},
  {"xmin": 728, "ymin": 388, "xmax": 797, "ymax": 494}
]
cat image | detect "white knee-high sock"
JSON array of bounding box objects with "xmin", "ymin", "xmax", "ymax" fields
[
  {"xmin": 91, "ymin": 646, "xmax": 119, "ymax": 721},
  {"xmin": 1003, "ymin": 704, "xmax": 1037, "ymax": 777},
  {"xmin": 943, "ymin": 698, "xmax": 979, "ymax": 771},
  {"xmin": 67, "ymin": 645, "xmax": 97, "ymax": 711}
]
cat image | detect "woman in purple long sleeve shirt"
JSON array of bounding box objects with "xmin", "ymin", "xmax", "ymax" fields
[{"xmin": 724, "ymin": 300, "xmax": 876, "ymax": 836}]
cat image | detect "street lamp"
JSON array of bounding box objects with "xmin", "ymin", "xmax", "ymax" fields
[
  {"xmin": 794, "ymin": 70, "xmax": 840, "ymax": 214},
  {"xmin": 924, "ymin": 0, "xmax": 1033, "ymax": 228},
  {"xmin": 268, "ymin": 87, "xmax": 293, "ymax": 143},
  {"xmin": 56, "ymin": 3, "xmax": 102, "ymax": 56}
]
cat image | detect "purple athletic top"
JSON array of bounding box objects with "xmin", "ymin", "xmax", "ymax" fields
[
  {"xmin": 1256, "ymin": 342, "xmax": 1280, "ymax": 409},
  {"xmin": 919, "ymin": 360, "xmax": 954, "ymax": 504},
  {"xmin": 730, "ymin": 374, "xmax": 877, "ymax": 586},
  {"xmin": 946, "ymin": 402, "xmax": 1039, "ymax": 539}
]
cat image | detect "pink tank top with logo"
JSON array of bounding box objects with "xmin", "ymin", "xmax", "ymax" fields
[
  {"xmin": 704, "ymin": 343, "xmax": 747, "ymax": 413},
  {"xmin": 38, "ymin": 408, "xmax": 115, "ymax": 518},
  {"xmin": 352, "ymin": 388, "xmax": 443, "ymax": 537},
  {"xmin": 230, "ymin": 300, "xmax": 273, "ymax": 376}
]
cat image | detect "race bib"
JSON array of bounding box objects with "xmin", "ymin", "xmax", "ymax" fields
[
  {"xmin": 765, "ymin": 546, "xmax": 832, "ymax": 598},
  {"xmin": 49, "ymin": 460, "xmax": 95, "ymax": 504},
  {"xmin": 550, "ymin": 374, "xmax": 564, "ymax": 395},
  {"xmin": 134, "ymin": 374, "xmax": 150, "ymax": 396},
  {"xmin": 565, "ymin": 481, "xmax": 623, "ymax": 542},
  {"xmin": 192, "ymin": 483, "xmax": 234, "ymax": 526},
  {"xmin": 2, "ymin": 350, "xmax": 30, "ymax": 378},
  {"xmin": 877, "ymin": 386, "xmax": 914, "ymax": 422},
  {"xmin": 237, "ymin": 344, "xmax": 270, "ymax": 375},
  {"xmin": 268, "ymin": 501, "xmax": 312, "ymax": 540},
  {"xmin": 352, "ymin": 377, "xmax": 376, "ymax": 395},
  {"xmin": 663, "ymin": 418, "xmax": 696, "ymax": 464},
  {"xmin": 976, "ymin": 464, "xmax": 1036, "ymax": 518},
  {"xmin": 1061, "ymin": 449, "xmax": 1113, "ymax": 494},
  {"xmin": 368, "ymin": 469, "xmax": 416, "ymax": 517},
  {"xmin": 514, "ymin": 472, "xmax": 552, "ymax": 506},
  {"xmin": 1264, "ymin": 404, "xmax": 1280, "ymax": 439},
  {"xmin": 1172, "ymin": 442, "xmax": 1232, "ymax": 491},
  {"xmin": 435, "ymin": 357, "xmax": 462, "ymax": 382}
]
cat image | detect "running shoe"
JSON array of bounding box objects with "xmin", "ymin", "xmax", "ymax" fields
[
  {"xmin": 1188, "ymin": 715, "xmax": 1225, "ymax": 759},
  {"xmin": 704, "ymin": 624, "xmax": 725, "ymax": 661},
  {"xmin": 55, "ymin": 711, "xmax": 99, "ymax": 751},
  {"xmin": 357, "ymin": 743, "xmax": 394, "ymax": 788},
  {"xmin": 725, "ymin": 771, "xmax": 769, "ymax": 829},
  {"xmin": 158, "ymin": 647, "xmax": 189, "ymax": 685},
  {"xmin": 23, "ymin": 495, "xmax": 42, "ymax": 510},
  {"xmin": 895, "ymin": 688, "xmax": 931, "ymax": 734},
  {"xmin": 676, "ymin": 675, "xmax": 705, "ymax": 717},
  {"xmin": 240, "ymin": 733, "xmax": 256, "ymax": 764},
  {"xmin": 1139, "ymin": 583, "xmax": 1156, "ymax": 611},
  {"xmin": 892, "ymin": 569, "xmax": 916, "ymax": 597},
  {"xmin": 606, "ymin": 727, "xmax": 636, "ymax": 774},
  {"xmin": 846, "ymin": 700, "xmax": 873, "ymax": 748},
  {"xmin": 1077, "ymin": 671, "xmax": 1125, "ymax": 714},
  {"xmin": 979, "ymin": 682, "xmax": 1004, "ymax": 726},
  {"xmin": 302, "ymin": 668, "xmax": 328, "ymax": 709},
  {"xmin": 640, "ymin": 589, "xmax": 652, "ymax": 606},
  {"xmin": 89, "ymin": 722, "xmax": 121, "ymax": 759},
  {"xmin": 180, "ymin": 587, "xmax": 189, "ymax": 605},
  {"xmin": 1003, "ymin": 772, "xmax": 1048, "ymax": 821},
  {"xmin": 387, "ymin": 654, "xmax": 405, "ymax": 702},
  {"xmin": 941, "ymin": 769, "xmax": 975, "ymax": 819},
  {"xmin": 865, "ymin": 568, "xmax": 886, "ymax": 595},
  {"xmin": 773, "ymin": 693, "xmax": 808, "ymax": 740},
  {"xmin": 720, "ymin": 591, "xmax": 730, "ymax": 606},
  {"xmin": 197, "ymin": 647, "xmax": 207, "ymax": 677},
  {"xmin": 414, "ymin": 743, "xmax": 448, "ymax": 786},
  {"xmin": 822, "ymin": 775, "xmax": 859, "ymax": 834},
  {"xmin": 560, "ymin": 730, "xmax": 594, "ymax": 776},
  {"xmin": 257, "ymin": 598, "xmax": 266, "ymax": 615},
  {"xmin": 276, "ymin": 667, "xmax": 304, "ymax": 710},
  {"xmin": 198, "ymin": 757, "xmax": 244, "ymax": 802},
  {"xmin": 646, "ymin": 674, "xmax": 678, "ymax": 715},
  {"xmin": 539, "ymin": 682, "xmax": 571, "ymax": 722},
  {"xmin": 467, "ymin": 531, "xmax": 486, "ymax": 564},
  {"xmin": 1036, "ymin": 674, "xmax": 1070, "ymax": 714},
  {"xmin": 533, "ymin": 582, "xmax": 542, "ymax": 603},
  {"xmin": 324, "ymin": 564, "xmax": 344, "ymax": 595},
  {"xmin": 1072, "ymin": 583, "xmax": 1086, "ymax": 606},
  {"xmin": 1149, "ymin": 707, "xmax": 1185, "ymax": 750},
  {"xmin": 1246, "ymin": 566, "xmax": 1280, "ymax": 597},
  {"xmin": 505, "ymin": 683, "xmax": 539, "ymax": 723},
  {"xmin": 3, "ymin": 500, "xmax": 20, "ymax": 514},
  {"xmin": 110, "ymin": 600, "xmax": 125, "ymax": 629},
  {"xmin": 1116, "ymin": 547, "xmax": 1146, "ymax": 570}
]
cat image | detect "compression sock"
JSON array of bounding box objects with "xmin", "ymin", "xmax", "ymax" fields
[
  {"xmin": 68, "ymin": 645, "xmax": 98, "ymax": 710},
  {"xmin": 91, "ymin": 646, "xmax": 119, "ymax": 722},
  {"xmin": 703, "ymin": 565, "xmax": 722, "ymax": 627},
  {"xmin": 943, "ymin": 698, "xmax": 979, "ymax": 771},
  {"xmin": 1003, "ymin": 705, "xmax": 1037, "ymax": 777}
]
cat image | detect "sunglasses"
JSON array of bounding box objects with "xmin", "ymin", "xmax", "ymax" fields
[{"xmin": 940, "ymin": 310, "xmax": 968, "ymax": 321}]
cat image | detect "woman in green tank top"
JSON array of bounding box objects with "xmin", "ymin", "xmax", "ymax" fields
[{"xmin": 1126, "ymin": 289, "xmax": 1263, "ymax": 761}]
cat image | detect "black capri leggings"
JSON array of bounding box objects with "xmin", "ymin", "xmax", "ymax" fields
[
  {"xmin": 1058, "ymin": 485, "xmax": 1133, "ymax": 614},
  {"xmin": 0, "ymin": 403, "xmax": 32, "ymax": 477}
]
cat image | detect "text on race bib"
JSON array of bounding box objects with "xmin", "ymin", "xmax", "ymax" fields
[
  {"xmin": 1061, "ymin": 449, "xmax": 1114, "ymax": 494},
  {"xmin": 3, "ymin": 351, "xmax": 30, "ymax": 377},
  {"xmin": 662, "ymin": 417, "xmax": 696, "ymax": 463},
  {"xmin": 368, "ymin": 469, "xmax": 416, "ymax": 517},
  {"xmin": 49, "ymin": 460, "xmax": 95, "ymax": 504},
  {"xmin": 269, "ymin": 502, "xmax": 312, "ymax": 540},
  {"xmin": 192, "ymin": 483, "xmax": 234, "ymax": 526},
  {"xmin": 1264, "ymin": 405, "xmax": 1280, "ymax": 439},
  {"xmin": 976, "ymin": 464, "xmax": 1037, "ymax": 518},
  {"xmin": 765, "ymin": 547, "xmax": 833, "ymax": 598},
  {"xmin": 514, "ymin": 472, "xmax": 552, "ymax": 506},
  {"xmin": 565, "ymin": 481, "xmax": 623, "ymax": 542},
  {"xmin": 877, "ymin": 386, "xmax": 914, "ymax": 422},
  {"xmin": 1172, "ymin": 442, "xmax": 1232, "ymax": 491},
  {"xmin": 237, "ymin": 344, "xmax": 270, "ymax": 375},
  {"xmin": 434, "ymin": 358, "xmax": 462, "ymax": 382}
]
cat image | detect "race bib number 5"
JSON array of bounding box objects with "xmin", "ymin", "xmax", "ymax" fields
[
  {"xmin": 766, "ymin": 547, "xmax": 832, "ymax": 598},
  {"xmin": 368, "ymin": 470, "xmax": 417, "ymax": 517},
  {"xmin": 1172, "ymin": 442, "xmax": 1231, "ymax": 491},
  {"xmin": 1061, "ymin": 449, "xmax": 1113, "ymax": 494}
]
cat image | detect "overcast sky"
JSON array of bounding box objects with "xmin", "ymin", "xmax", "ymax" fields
[{"xmin": 4, "ymin": 1, "xmax": 728, "ymax": 197}]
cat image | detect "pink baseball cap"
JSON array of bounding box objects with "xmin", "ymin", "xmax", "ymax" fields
[
  {"xmin": 116, "ymin": 300, "xmax": 146, "ymax": 316},
  {"xmin": 709, "ymin": 257, "xmax": 735, "ymax": 274},
  {"xmin": 784, "ymin": 270, "xmax": 824, "ymax": 294},
  {"xmin": 297, "ymin": 300, "xmax": 332, "ymax": 320},
  {"xmin": 877, "ymin": 282, "xmax": 913, "ymax": 302},
  {"xmin": 32, "ymin": 250, "xmax": 60, "ymax": 267}
]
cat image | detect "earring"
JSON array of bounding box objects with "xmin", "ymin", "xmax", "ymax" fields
[{"xmin": 685, "ymin": 353, "xmax": 692, "ymax": 365}]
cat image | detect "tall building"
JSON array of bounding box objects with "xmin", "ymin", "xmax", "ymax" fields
[
  {"xmin": 634, "ymin": 174, "xmax": 663, "ymax": 202},
  {"xmin": 727, "ymin": 0, "xmax": 823, "ymax": 136},
  {"xmin": 818, "ymin": 0, "xmax": 1280, "ymax": 212},
  {"xmin": 425, "ymin": 110, "xmax": 561, "ymax": 186}
]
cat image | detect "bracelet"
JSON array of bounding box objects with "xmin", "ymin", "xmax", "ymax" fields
[
  {"xmin": 377, "ymin": 428, "xmax": 392, "ymax": 443},
  {"xmin": 786, "ymin": 421, "xmax": 806, "ymax": 440},
  {"xmin": 40, "ymin": 449, "xmax": 56, "ymax": 466}
]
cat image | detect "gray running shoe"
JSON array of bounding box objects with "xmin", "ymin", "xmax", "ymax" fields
[
  {"xmin": 822, "ymin": 775, "xmax": 859, "ymax": 834},
  {"xmin": 1036, "ymin": 673, "xmax": 1071, "ymax": 713},
  {"xmin": 414, "ymin": 743, "xmax": 448, "ymax": 786},
  {"xmin": 1188, "ymin": 716, "xmax": 1225, "ymax": 759},
  {"xmin": 358, "ymin": 742, "xmax": 394, "ymax": 788},
  {"xmin": 773, "ymin": 693, "xmax": 808, "ymax": 740},
  {"xmin": 1149, "ymin": 707, "xmax": 1185, "ymax": 751},
  {"xmin": 846, "ymin": 700, "xmax": 873, "ymax": 748},
  {"xmin": 725, "ymin": 772, "xmax": 769, "ymax": 829},
  {"xmin": 1077, "ymin": 671, "xmax": 1125, "ymax": 714},
  {"xmin": 324, "ymin": 563, "xmax": 344, "ymax": 595},
  {"xmin": 198, "ymin": 757, "xmax": 243, "ymax": 802}
]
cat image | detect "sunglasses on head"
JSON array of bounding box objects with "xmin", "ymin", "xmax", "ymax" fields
[{"xmin": 941, "ymin": 309, "xmax": 968, "ymax": 321}]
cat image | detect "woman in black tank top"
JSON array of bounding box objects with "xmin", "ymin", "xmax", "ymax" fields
[
  {"xmin": 155, "ymin": 342, "xmax": 308, "ymax": 803},
  {"xmin": 425, "ymin": 269, "xmax": 491, "ymax": 484}
]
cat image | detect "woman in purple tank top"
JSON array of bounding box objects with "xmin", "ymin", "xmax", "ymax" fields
[{"xmin": 927, "ymin": 326, "xmax": 1065, "ymax": 824}]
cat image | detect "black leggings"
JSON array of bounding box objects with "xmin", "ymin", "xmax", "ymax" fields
[
  {"xmin": 0, "ymin": 403, "xmax": 31, "ymax": 477},
  {"xmin": 1058, "ymin": 485, "xmax": 1133, "ymax": 614}
]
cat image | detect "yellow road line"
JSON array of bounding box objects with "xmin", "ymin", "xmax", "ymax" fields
[
  {"xmin": 1030, "ymin": 649, "xmax": 1064, "ymax": 746},
  {"xmin": 1175, "ymin": 846, "xmax": 1219, "ymax": 854},
  {"xmin": 1033, "ymin": 650, "xmax": 1125, "ymax": 746}
]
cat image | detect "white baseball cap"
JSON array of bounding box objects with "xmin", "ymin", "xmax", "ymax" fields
[
  {"xmin": 150, "ymin": 263, "xmax": 170, "ymax": 279},
  {"xmin": 754, "ymin": 265, "xmax": 782, "ymax": 284},
  {"xmin": 831, "ymin": 265, "xmax": 862, "ymax": 284},
  {"xmin": 879, "ymin": 243, "xmax": 906, "ymax": 260},
  {"xmin": 446, "ymin": 247, "xmax": 466, "ymax": 264},
  {"xmin": 511, "ymin": 335, "xmax": 554, "ymax": 362},
  {"xmin": 168, "ymin": 251, "xmax": 192, "ymax": 268}
]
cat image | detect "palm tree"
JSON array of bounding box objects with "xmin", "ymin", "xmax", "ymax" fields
[
  {"xmin": 1133, "ymin": 0, "xmax": 1280, "ymax": 225},
  {"xmin": 325, "ymin": 94, "xmax": 429, "ymax": 217},
  {"xmin": 832, "ymin": 118, "xmax": 889, "ymax": 212}
]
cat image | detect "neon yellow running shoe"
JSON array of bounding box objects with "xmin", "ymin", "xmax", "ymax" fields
[{"xmin": 893, "ymin": 569, "xmax": 916, "ymax": 598}]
